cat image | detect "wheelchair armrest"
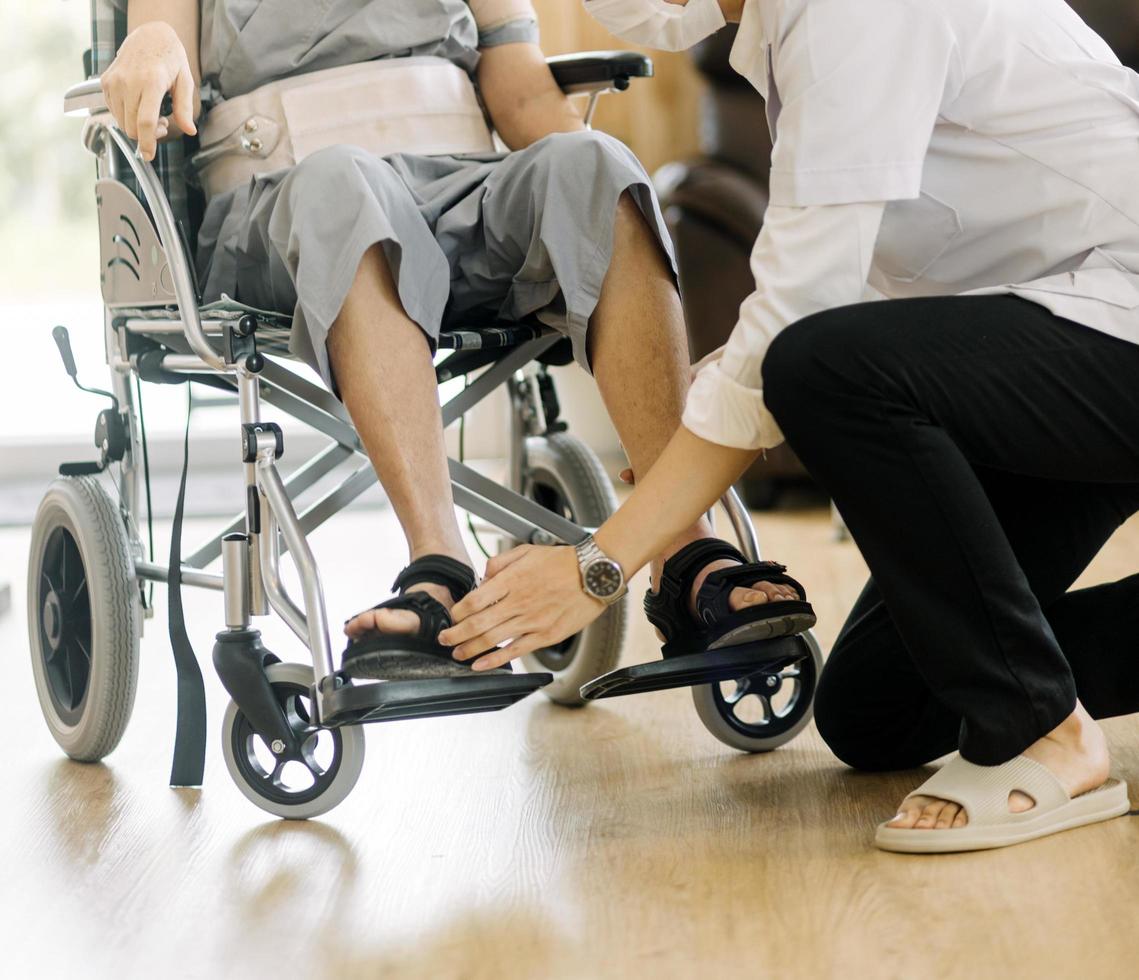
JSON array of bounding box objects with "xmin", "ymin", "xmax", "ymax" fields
[
  {"xmin": 546, "ymin": 51, "xmax": 654, "ymax": 95},
  {"xmin": 65, "ymin": 76, "xmax": 174, "ymax": 119},
  {"xmin": 69, "ymin": 55, "xmax": 653, "ymax": 112},
  {"xmin": 64, "ymin": 78, "xmax": 107, "ymax": 116}
]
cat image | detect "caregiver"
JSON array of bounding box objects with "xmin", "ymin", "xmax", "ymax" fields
[{"xmin": 441, "ymin": 0, "xmax": 1139, "ymax": 853}]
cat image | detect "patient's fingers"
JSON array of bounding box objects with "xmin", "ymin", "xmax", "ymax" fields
[
  {"xmin": 122, "ymin": 84, "xmax": 143, "ymax": 140},
  {"xmin": 136, "ymin": 82, "xmax": 165, "ymax": 160},
  {"xmin": 101, "ymin": 75, "xmax": 125, "ymax": 133},
  {"xmin": 171, "ymin": 62, "xmax": 198, "ymax": 136}
]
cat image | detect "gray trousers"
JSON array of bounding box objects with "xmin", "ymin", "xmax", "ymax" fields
[{"xmin": 196, "ymin": 130, "xmax": 677, "ymax": 389}]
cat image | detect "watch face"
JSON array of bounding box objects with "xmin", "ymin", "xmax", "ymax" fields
[{"xmin": 585, "ymin": 558, "xmax": 623, "ymax": 598}]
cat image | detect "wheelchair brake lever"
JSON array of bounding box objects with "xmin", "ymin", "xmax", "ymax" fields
[
  {"xmin": 53, "ymin": 325, "xmax": 128, "ymax": 475},
  {"xmin": 53, "ymin": 325, "xmax": 120, "ymax": 411}
]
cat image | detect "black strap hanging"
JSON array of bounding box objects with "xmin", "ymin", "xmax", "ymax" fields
[{"xmin": 167, "ymin": 387, "xmax": 207, "ymax": 787}]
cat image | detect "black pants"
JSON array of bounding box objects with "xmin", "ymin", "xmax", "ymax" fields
[{"xmin": 762, "ymin": 296, "xmax": 1139, "ymax": 767}]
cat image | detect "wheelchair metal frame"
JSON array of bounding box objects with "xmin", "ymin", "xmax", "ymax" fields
[{"xmin": 62, "ymin": 65, "xmax": 761, "ymax": 728}]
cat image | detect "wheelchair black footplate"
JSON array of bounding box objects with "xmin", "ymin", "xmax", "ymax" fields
[
  {"xmin": 320, "ymin": 671, "xmax": 553, "ymax": 727},
  {"xmin": 579, "ymin": 635, "xmax": 806, "ymax": 701}
]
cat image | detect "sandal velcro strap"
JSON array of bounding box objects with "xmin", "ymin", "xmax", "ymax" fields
[
  {"xmin": 392, "ymin": 555, "xmax": 477, "ymax": 603},
  {"xmin": 643, "ymin": 539, "xmax": 747, "ymax": 648},
  {"xmin": 660, "ymin": 539, "xmax": 748, "ymax": 588},
  {"xmin": 643, "ymin": 538, "xmax": 814, "ymax": 658},
  {"xmin": 697, "ymin": 563, "xmax": 807, "ymax": 625},
  {"xmin": 346, "ymin": 590, "xmax": 452, "ymax": 647}
]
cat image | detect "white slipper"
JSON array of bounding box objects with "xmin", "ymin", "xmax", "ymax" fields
[{"xmin": 875, "ymin": 754, "xmax": 1131, "ymax": 854}]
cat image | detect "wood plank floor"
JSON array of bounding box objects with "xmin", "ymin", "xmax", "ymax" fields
[{"xmin": 2, "ymin": 501, "xmax": 1137, "ymax": 980}]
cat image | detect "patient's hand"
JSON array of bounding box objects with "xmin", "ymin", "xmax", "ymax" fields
[{"xmin": 101, "ymin": 21, "xmax": 198, "ymax": 161}]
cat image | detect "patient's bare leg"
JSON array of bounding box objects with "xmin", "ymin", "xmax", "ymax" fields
[
  {"xmin": 589, "ymin": 193, "xmax": 797, "ymax": 613},
  {"xmin": 328, "ymin": 243, "xmax": 469, "ymax": 639}
]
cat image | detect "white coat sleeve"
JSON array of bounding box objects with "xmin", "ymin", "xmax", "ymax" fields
[{"xmin": 682, "ymin": 201, "xmax": 886, "ymax": 450}]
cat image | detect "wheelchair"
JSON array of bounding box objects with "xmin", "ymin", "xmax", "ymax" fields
[{"xmin": 28, "ymin": 5, "xmax": 823, "ymax": 819}]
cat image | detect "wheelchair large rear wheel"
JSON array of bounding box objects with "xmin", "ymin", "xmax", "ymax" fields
[
  {"xmin": 518, "ymin": 432, "xmax": 627, "ymax": 705},
  {"xmin": 27, "ymin": 476, "xmax": 141, "ymax": 762},
  {"xmin": 692, "ymin": 631, "xmax": 823, "ymax": 753}
]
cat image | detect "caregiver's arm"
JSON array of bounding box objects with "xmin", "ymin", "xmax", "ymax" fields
[
  {"xmin": 102, "ymin": 0, "xmax": 200, "ymax": 160},
  {"xmin": 442, "ymin": 201, "xmax": 885, "ymax": 669},
  {"xmin": 683, "ymin": 201, "xmax": 886, "ymax": 451},
  {"xmin": 596, "ymin": 201, "xmax": 886, "ymax": 574}
]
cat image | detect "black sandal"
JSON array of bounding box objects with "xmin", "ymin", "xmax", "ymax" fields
[
  {"xmin": 651, "ymin": 539, "xmax": 815, "ymax": 656},
  {"xmin": 580, "ymin": 540, "xmax": 816, "ymax": 701},
  {"xmin": 341, "ymin": 555, "xmax": 508, "ymax": 680}
]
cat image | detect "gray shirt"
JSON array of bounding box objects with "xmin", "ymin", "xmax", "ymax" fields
[{"xmin": 110, "ymin": 1, "xmax": 539, "ymax": 104}]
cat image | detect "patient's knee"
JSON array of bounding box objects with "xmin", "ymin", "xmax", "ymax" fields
[
  {"xmin": 285, "ymin": 144, "xmax": 402, "ymax": 209},
  {"xmin": 529, "ymin": 130, "xmax": 650, "ymax": 197}
]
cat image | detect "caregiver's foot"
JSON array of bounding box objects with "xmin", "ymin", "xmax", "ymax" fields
[
  {"xmin": 886, "ymin": 703, "xmax": 1112, "ymax": 830},
  {"xmin": 344, "ymin": 580, "xmax": 456, "ymax": 640}
]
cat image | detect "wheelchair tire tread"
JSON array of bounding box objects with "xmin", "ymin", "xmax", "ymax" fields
[{"xmin": 29, "ymin": 477, "xmax": 140, "ymax": 762}]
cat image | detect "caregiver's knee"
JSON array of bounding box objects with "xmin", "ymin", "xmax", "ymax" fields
[
  {"xmin": 761, "ymin": 317, "xmax": 823, "ymax": 420},
  {"xmin": 762, "ymin": 307, "xmax": 875, "ymax": 421},
  {"xmin": 812, "ymin": 671, "xmax": 880, "ymax": 771}
]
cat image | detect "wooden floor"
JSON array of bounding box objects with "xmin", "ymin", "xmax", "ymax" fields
[{"xmin": 3, "ymin": 500, "xmax": 1138, "ymax": 980}]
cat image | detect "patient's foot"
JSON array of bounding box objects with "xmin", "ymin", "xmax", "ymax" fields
[
  {"xmin": 688, "ymin": 553, "xmax": 801, "ymax": 617},
  {"xmin": 344, "ymin": 581, "xmax": 456, "ymax": 641},
  {"xmin": 886, "ymin": 703, "xmax": 1112, "ymax": 830},
  {"xmin": 645, "ymin": 534, "xmax": 805, "ymax": 644}
]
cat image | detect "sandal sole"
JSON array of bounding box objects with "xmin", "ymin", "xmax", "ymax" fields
[
  {"xmin": 343, "ymin": 648, "xmax": 510, "ymax": 681},
  {"xmin": 707, "ymin": 612, "xmax": 817, "ymax": 650}
]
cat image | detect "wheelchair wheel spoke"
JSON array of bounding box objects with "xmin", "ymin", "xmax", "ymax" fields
[
  {"xmin": 73, "ymin": 636, "xmax": 92, "ymax": 664},
  {"xmin": 300, "ymin": 735, "xmax": 330, "ymax": 778},
  {"xmin": 62, "ymin": 651, "xmax": 76, "ymax": 709},
  {"xmin": 723, "ymin": 679, "xmax": 749, "ymax": 706},
  {"xmin": 268, "ymin": 759, "xmax": 288, "ymax": 788},
  {"xmin": 59, "ymin": 539, "xmax": 70, "ymax": 594},
  {"xmin": 760, "ymin": 695, "xmax": 775, "ymax": 718}
]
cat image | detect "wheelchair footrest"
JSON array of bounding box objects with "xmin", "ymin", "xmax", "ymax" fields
[
  {"xmin": 579, "ymin": 636, "xmax": 807, "ymax": 701},
  {"xmin": 320, "ymin": 671, "xmax": 553, "ymax": 727}
]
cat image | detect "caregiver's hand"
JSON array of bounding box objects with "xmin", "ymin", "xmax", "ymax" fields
[
  {"xmin": 101, "ymin": 21, "xmax": 198, "ymax": 161},
  {"xmin": 439, "ymin": 545, "xmax": 604, "ymax": 671}
]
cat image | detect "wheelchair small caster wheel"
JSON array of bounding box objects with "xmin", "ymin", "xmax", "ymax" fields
[
  {"xmin": 28, "ymin": 476, "xmax": 141, "ymax": 762},
  {"xmin": 692, "ymin": 631, "xmax": 823, "ymax": 753},
  {"xmin": 221, "ymin": 662, "xmax": 365, "ymax": 819},
  {"xmin": 517, "ymin": 432, "xmax": 627, "ymax": 705}
]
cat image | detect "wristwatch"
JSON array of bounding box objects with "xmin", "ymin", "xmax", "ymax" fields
[{"xmin": 574, "ymin": 536, "xmax": 627, "ymax": 605}]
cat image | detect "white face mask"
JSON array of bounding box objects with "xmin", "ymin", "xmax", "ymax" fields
[{"xmin": 583, "ymin": 0, "xmax": 727, "ymax": 53}]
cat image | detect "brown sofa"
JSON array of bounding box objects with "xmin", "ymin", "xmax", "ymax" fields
[{"xmin": 656, "ymin": 1, "xmax": 1139, "ymax": 508}]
